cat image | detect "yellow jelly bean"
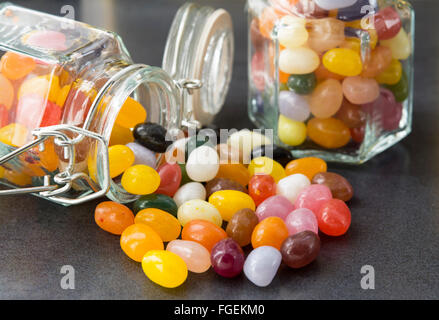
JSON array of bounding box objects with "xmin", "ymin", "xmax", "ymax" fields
[
  {"xmin": 135, "ymin": 208, "xmax": 181, "ymax": 242},
  {"xmin": 0, "ymin": 166, "xmax": 4, "ymax": 178},
  {"xmin": 277, "ymin": 114, "xmax": 307, "ymax": 147},
  {"xmin": 109, "ymin": 124, "xmax": 134, "ymax": 146},
  {"xmin": 108, "ymin": 145, "xmax": 135, "ymax": 178},
  {"xmin": 56, "ymin": 84, "xmax": 71, "ymax": 107},
  {"xmin": 323, "ymin": 48, "xmax": 363, "ymax": 77},
  {"xmin": 381, "ymin": 28, "xmax": 411, "ymax": 60},
  {"xmin": 142, "ymin": 250, "xmax": 188, "ymax": 288},
  {"xmin": 177, "ymin": 199, "xmax": 223, "ymax": 227},
  {"xmin": 208, "ymin": 190, "xmax": 255, "ymax": 222},
  {"xmin": 248, "ymin": 156, "xmax": 286, "ymax": 182},
  {"xmin": 279, "ymin": 47, "xmax": 320, "ymax": 75},
  {"xmin": 115, "ymin": 97, "xmax": 147, "ymax": 129},
  {"xmin": 375, "ymin": 59, "xmax": 402, "ymax": 85},
  {"xmin": 0, "ymin": 123, "xmax": 29, "ymax": 147},
  {"xmin": 121, "ymin": 164, "xmax": 160, "ymax": 195},
  {"xmin": 18, "ymin": 74, "xmax": 60, "ymax": 103}
]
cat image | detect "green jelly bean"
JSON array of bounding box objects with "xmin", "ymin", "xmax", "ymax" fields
[
  {"xmin": 385, "ymin": 70, "xmax": 408, "ymax": 102},
  {"xmin": 133, "ymin": 194, "xmax": 178, "ymax": 216},
  {"xmin": 287, "ymin": 73, "xmax": 317, "ymax": 95}
]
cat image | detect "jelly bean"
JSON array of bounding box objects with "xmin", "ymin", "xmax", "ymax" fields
[
  {"xmin": 312, "ymin": 172, "xmax": 354, "ymax": 201},
  {"xmin": 108, "ymin": 145, "xmax": 135, "ymax": 178},
  {"xmin": 40, "ymin": 101, "xmax": 62, "ymax": 127},
  {"xmin": 216, "ymin": 143, "xmax": 241, "ymax": 164},
  {"xmin": 340, "ymin": 37, "xmax": 361, "ymax": 53},
  {"xmin": 361, "ymin": 46, "xmax": 393, "ymax": 78},
  {"xmin": 350, "ymin": 125, "xmax": 365, "ymax": 143},
  {"xmin": 285, "ymin": 157, "xmax": 327, "ymax": 180},
  {"xmin": 134, "ymin": 208, "xmax": 180, "ymax": 242},
  {"xmin": 186, "ymin": 145, "xmax": 219, "ymax": 182},
  {"xmin": 248, "ymin": 174, "xmax": 276, "ymax": 206},
  {"xmin": 286, "ymin": 73, "xmax": 316, "ymax": 95},
  {"xmin": 133, "ymin": 122, "xmax": 171, "ymax": 153},
  {"xmin": 285, "ymin": 208, "xmax": 318, "ymax": 235},
  {"xmin": 16, "ymin": 94, "xmax": 47, "ymax": 128},
  {"xmin": 205, "ymin": 178, "xmax": 247, "ymax": 198},
  {"xmin": 173, "ymin": 182, "xmax": 206, "ymax": 207},
  {"xmin": 115, "ymin": 97, "xmax": 147, "ymax": 129},
  {"xmin": 251, "ymin": 217, "xmax": 289, "ymax": 250},
  {"xmin": 342, "ymin": 76, "xmax": 380, "ymax": 105},
  {"xmin": 374, "ymin": 7, "xmax": 402, "ymax": 40},
  {"xmin": 278, "ymin": 91, "xmax": 310, "ymax": 122},
  {"xmin": 18, "ymin": 75, "xmax": 59, "ymax": 102},
  {"xmin": 309, "ymin": 79, "xmax": 343, "ymax": 118},
  {"xmin": 0, "ymin": 104, "xmax": 8, "ymax": 127},
  {"xmin": 255, "ymin": 195, "xmax": 295, "ymax": 221},
  {"xmin": 337, "ymin": 0, "xmax": 378, "ymax": 21},
  {"xmin": 167, "ymin": 240, "xmax": 211, "ymax": 273},
  {"xmin": 0, "ymin": 74, "xmax": 14, "ymax": 110},
  {"xmin": 315, "ymin": 59, "xmax": 345, "ymax": 81},
  {"xmin": 121, "ymin": 164, "xmax": 160, "ymax": 195},
  {"xmin": 155, "ymin": 163, "xmax": 181, "ymax": 197},
  {"xmin": 216, "ymin": 163, "xmax": 250, "ymax": 187},
  {"xmin": 294, "ymin": 184, "xmax": 332, "ymax": 215},
  {"xmin": 134, "ymin": 194, "xmax": 178, "ymax": 216},
  {"xmin": 142, "ymin": 250, "xmax": 187, "ymax": 288},
  {"xmin": 323, "ymin": 48, "xmax": 362, "ymax": 77},
  {"xmin": 120, "ymin": 224, "xmax": 164, "ymax": 262},
  {"xmin": 315, "ymin": 0, "xmax": 357, "ymax": 10},
  {"xmin": 316, "ymin": 199, "xmax": 351, "ymax": 236},
  {"xmin": 182, "ymin": 219, "xmax": 228, "ymax": 252},
  {"xmin": 335, "ymin": 99, "xmax": 365, "ymax": 128},
  {"xmin": 211, "ymin": 238, "xmax": 245, "ymax": 278},
  {"xmin": 248, "ymin": 156, "xmax": 286, "ymax": 182},
  {"xmin": 280, "ymin": 231, "xmax": 320, "ymax": 268},
  {"xmin": 227, "ymin": 129, "xmax": 271, "ymax": 164},
  {"xmin": 0, "ymin": 52, "xmax": 36, "ymax": 80},
  {"xmin": 178, "ymin": 199, "xmax": 222, "ymax": 227},
  {"xmin": 25, "ymin": 30, "xmax": 67, "ymax": 51},
  {"xmin": 307, "ymin": 18, "xmax": 345, "ymax": 53},
  {"xmin": 277, "ymin": 114, "xmax": 307, "ymax": 147},
  {"xmin": 250, "ymin": 144, "xmax": 294, "ymax": 167},
  {"xmin": 165, "ymin": 137, "xmax": 188, "ymax": 164},
  {"xmin": 279, "ymin": 47, "xmax": 320, "ymax": 75},
  {"xmin": 179, "ymin": 163, "xmax": 193, "ymax": 186},
  {"xmin": 209, "ymin": 190, "xmax": 256, "ymax": 222},
  {"xmin": 251, "ymin": 51, "xmax": 266, "ymax": 92},
  {"xmin": 364, "ymin": 88, "xmax": 403, "ymax": 131},
  {"xmin": 278, "ymin": 18, "xmax": 308, "ymax": 49},
  {"xmin": 226, "ymin": 208, "xmax": 259, "ymax": 247},
  {"xmin": 376, "ymin": 59, "xmax": 402, "ymax": 85},
  {"xmin": 381, "ymin": 28, "xmax": 411, "ymax": 60},
  {"xmin": 243, "ymin": 246, "xmax": 282, "ymax": 287},
  {"xmin": 184, "ymin": 134, "xmax": 215, "ymax": 160},
  {"xmin": 126, "ymin": 142, "xmax": 156, "ymax": 168},
  {"xmin": 307, "ymin": 117, "xmax": 351, "ymax": 149},
  {"xmin": 0, "ymin": 123, "xmax": 28, "ymax": 147},
  {"xmin": 276, "ymin": 173, "xmax": 310, "ymax": 203},
  {"xmin": 109, "ymin": 124, "xmax": 134, "ymax": 146},
  {"xmin": 94, "ymin": 201, "xmax": 134, "ymax": 235},
  {"xmin": 384, "ymin": 70, "xmax": 408, "ymax": 102},
  {"xmin": 4, "ymin": 169, "xmax": 32, "ymax": 186}
]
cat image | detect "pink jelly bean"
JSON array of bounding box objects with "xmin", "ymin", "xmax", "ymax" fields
[
  {"xmin": 285, "ymin": 208, "xmax": 319, "ymax": 235},
  {"xmin": 294, "ymin": 184, "xmax": 332, "ymax": 215},
  {"xmin": 255, "ymin": 195, "xmax": 295, "ymax": 221},
  {"xmin": 251, "ymin": 51, "xmax": 266, "ymax": 92},
  {"xmin": 26, "ymin": 30, "xmax": 67, "ymax": 51}
]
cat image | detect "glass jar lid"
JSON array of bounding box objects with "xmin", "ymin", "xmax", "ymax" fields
[{"xmin": 162, "ymin": 2, "xmax": 234, "ymax": 126}]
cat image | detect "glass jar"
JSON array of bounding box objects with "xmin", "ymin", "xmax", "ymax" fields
[
  {"xmin": 0, "ymin": 2, "xmax": 233, "ymax": 205},
  {"xmin": 247, "ymin": 0, "xmax": 414, "ymax": 163}
]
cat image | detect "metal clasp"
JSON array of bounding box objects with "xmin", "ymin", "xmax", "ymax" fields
[{"xmin": 176, "ymin": 78, "xmax": 203, "ymax": 130}]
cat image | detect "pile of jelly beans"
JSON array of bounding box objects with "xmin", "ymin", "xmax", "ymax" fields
[
  {"xmin": 94, "ymin": 129, "xmax": 354, "ymax": 288},
  {"xmin": 251, "ymin": 0, "xmax": 411, "ymax": 149}
]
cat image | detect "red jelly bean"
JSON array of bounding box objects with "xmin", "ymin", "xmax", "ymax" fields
[
  {"xmin": 316, "ymin": 199, "xmax": 351, "ymax": 236},
  {"xmin": 156, "ymin": 162, "xmax": 182, "ymax": 197},
  {"xmin": 374, "ymin": 7, "xmax": 402, "ymax": 40},
  {"xmin": 40, "ymin": 101, "xmax": 62, "ymax": 127},
  {"xmin": 248, "ymin": 174, "xmax": 277, "ymax": 206},
  {"xmin": 350, "ymin": 125, "xmax": 365, "ymax": 143},
  {"xmin": 211, "ymin": 238, "xmax": 245, "ymax": 278}
]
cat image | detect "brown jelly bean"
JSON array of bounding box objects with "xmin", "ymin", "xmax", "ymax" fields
[
  {"xmin": 280, "ymin": 231, "xmax": 320, "ymax": 269},
  {"xmin": 311, "ymin": 172, "xmax": 354, "ymax": 202},
  {"xmin": 206, "ymin": 178, "xmax": 247, "ymax": 198},
  {"xmin": 226, "ymin": 208, "xmax": 259, "ymax": 247},
  {"xmin": 335, "ymin": 99, "xmax": 366, "ymax": 128}
]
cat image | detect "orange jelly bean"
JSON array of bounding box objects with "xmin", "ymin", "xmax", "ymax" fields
[
  {"xmin": 215, "ymin": 163, "xmax": 250, "ymax": 187},
  {"xmin": 115, "ymin": 97, "xmax": 147, "ymax": 129},
  {"xmin": 95, "ymin": 201, "xmax": 135, "ymax": 235},
  {"xmin": 120, "ymin": 224, "xmax": 164, "ymax": 262},
  {"xmin": 36, "ymin": 139, "xmax": 59, "ymax": 172},
  {"xmin": 0, "ymin": 74, "xmax": 14, "ymax": 110},
  {"xmin": 109, "ymin": 124, "xmax": 134, "ymax": 146},
  {"xmin": 251, "ymin": 217, "xmax": 289, "ymax": 250},
  {"xmin": 0, "ymin": 52, "xmax": 36, "ymax": 80},
  {"xmin": 181, "ymin": 219, "xmax": 227, "ymax": 252},
  {"xmin": 135, "ymin": 208, "xmax": 181, "ymax": 242},
  {"xmin": 3, "ymin": 169, "xmax": 32, "ymax": 186},
  {"xmin": 307, "ymin": 118, "xmax": 351, "ymax": 149},
  {"xmin": 285, "ymin": 157, "xmax": 327, "ymax": 180}
]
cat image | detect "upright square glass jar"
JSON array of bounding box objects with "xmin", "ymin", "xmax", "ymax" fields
[{"xmin": 247, "ymin": 0, "xmax": 414, "ymax": 163}]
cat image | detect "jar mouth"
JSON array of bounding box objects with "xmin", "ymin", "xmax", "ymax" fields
[{"xmin": 89, "ymin": 63, "xmax": 180, "ymax": 203}]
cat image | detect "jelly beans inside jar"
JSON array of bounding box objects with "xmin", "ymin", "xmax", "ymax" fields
[{"xmin": 247, "ymin": 0, "xmax": 414, "ymax": 163}]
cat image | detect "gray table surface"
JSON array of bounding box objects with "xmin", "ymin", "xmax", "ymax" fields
[{"xmin": 0, "ymin": 0, "xmax": 438, "ymax": 300}]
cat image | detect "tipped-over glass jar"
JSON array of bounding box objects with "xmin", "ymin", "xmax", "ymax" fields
[
  {"xmin": 247, "ymin": 0, "xmax": 414, "ymax": 163},
  {"xmin": 0, "ymin": 2, "xmax": 233, "ymax": 205}
]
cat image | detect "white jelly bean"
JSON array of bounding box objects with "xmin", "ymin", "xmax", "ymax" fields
[
  {"xmin": 278, "ymin": 24, "xmax": 308, "ymax": 49},
  {"xmin": 279, "ymin": 48, "xmax": 320, "ymax": 75},
  {"xmin": 227, "ymin": 129, "xmax": 271, "ymax": 164},
  {"xmin": 279, "ymin": 91, "xmax": 310, "ymax": 122},
  {"xmin": 186, "ymin": 145, "xmax": 219, "ymax": 182},
  {"xmin": 276, "ymin": 173, "xmax": 311, "ymax": 203},
  {"xmin": 126, "ymin": 142, "xmax": 156, "ymax": 168},
  {"xmin": 244, "ymin": 246, "xmax": 282, "ymax": 287},
  {"xmin": 315, "ymin": 0, "xmax": 358, "ymax": 10},
  {"xmin": 173, "ymin": 182, "xmax": 206, "ymax": 207},
  {"xmin": 177, "ymin": 199, "xmax": 222, "ymax": 227}
]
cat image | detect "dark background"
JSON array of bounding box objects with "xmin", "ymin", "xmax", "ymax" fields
[{"xmin": 0, "ymin": 0, "xmax": 438, "ymax": 299}]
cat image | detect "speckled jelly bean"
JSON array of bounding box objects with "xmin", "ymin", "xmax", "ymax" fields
[
  {"xmin": 287, "ymin": 73, "xmax": 316, "ymax": 95},
  {"xmin": 279, "ymin": 47, "xmax": 320, "ymax": 75},
  {"xmin": 186, "ymin": 145, "xmax": 219, "ymax": 182},
  {"xmin": 277, "ymin": 115, "xmax": 307, "ymax": 147},
  {"xmin": 248, "ymin": 174, "xmax": 276, "ymax": 206},
  {"xmin": 133, "ymin": 193, "xmax": 178, "ymax": 216},
  {"xmin": 135, "ymin": 208, "xmax": 181, "ymax": 242},
  {"xmin": 276, "ymin": 174, "xmax": 311, "ymax": 203},
  {"xmin": 121, "ymin": 164, "xmax": 160, "ymax": 195},
  {"xmin": 285, "ymin": 208, "xmax": 319, "ymax": 235},
  {"xmin": 181, "ymin": 219, "xmax": 228, "ymax": 252},
  {"xmin": 173, "ymin": 182, "xmax": 206, "ymax": 207},
  {"xmin": 94, "ymin": 201, "xmax": 134, "ymax": 235},
  {"xmin": 280, "ymin": 231, "xmax": 320, "ymax": 268},
  {"xmin": 294, "ymin": 184, "xmax": 333, "ymax": 215},
  {"xmin": 211, "ymin": 238, "xmax": 245, "ymax": 278},
  {"xmin": 278, "ymin": 91, "xmax": 310, "ymax": 122},
  {"xmin": 155, "ymin": 163, "xmax": 181, "ymax": 197},
  {"xmin": 177, "ymin": 199, "xmax": 222, "ymax": 227},
  {"xmin": 244, "ymin": 246, "xmax": 282, "ymax": 287},
  {"xmin": 307, "ymin": 117, "xmax": 351, "ymax": 149},
  {"xmin": 126, "ymin": 142, "xmax": 156, "ymax": 168},
  {"xmin": 226, "ymin": 208, "xmax": 259, "ymax": 247},
  {"xmin": 308, "ymin": 18, "xmax": 345, "ymax": 53},
  {"xmin": 251, "ymin": 216, "xmax": 289, "ymax": 250},
  {"xmin": 142, "ymin": 250, "xmax": 187, "ymax": 288},
  {"xmin": 255, "ymin": 195, "xmax": 295, "ymax": 221},
  {"xmin": 250, "ymin": 144, "xmax": 294, "ymax": 167},
  {"xmin": 248, "ymin": 156, "xmax": 286, "ymax": 182},
  {"xmin": 381, "ymin": 28, "xmax": 411, "ymax": 60},
  {"xmin": 209, "ymin": 190, "xmax": 255, "ymax": 222},
  {"xmin": 312, "ymin": 172, "xmax": 354, "ymax": 201},
  {"xmin": 323, "ymin": 48, "xmax": 363, "ymax": 77},
  {"xmin": 342, "ymin": 76, "xmax": 380, "ymax": 105},
  {"xmin": 309, "ymin": 79, "xmax": 344, "ymax": 118},
  {"xmin": 285, "ymin": 157, "xmax": 327, "ymax": 180},
  {"xmin": 120, "ymin": 224, "xmax": 164, "ymax": 262},
  {"xmin": 166, "ymin": 240, "xmax": 211, "ymax": 273},
  {"xmin": 316, "ymin": 199, "xmax": 351, "ymax": 236},
  {"xmin": 108, "ymin": 145, "xmax": 135, "ymax": 178}
]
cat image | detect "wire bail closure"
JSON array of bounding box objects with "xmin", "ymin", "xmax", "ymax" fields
[{"xmin": 176, "ymin": 78, "xmax": 203, "ymax": 130}]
